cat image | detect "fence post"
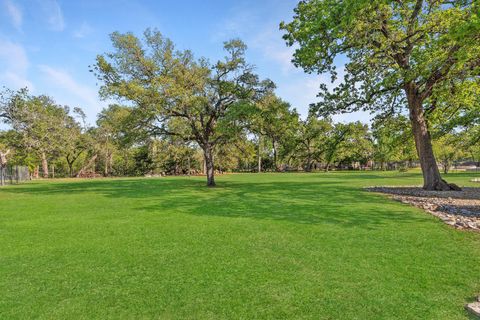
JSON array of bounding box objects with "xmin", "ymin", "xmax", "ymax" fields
[
  {"xmin": 0, "ymin": 166, "xmax": 4, "ymax": 186},
  {"xmin": 16, "ymin": 165, "xmax": 19, "ymax": 184}
]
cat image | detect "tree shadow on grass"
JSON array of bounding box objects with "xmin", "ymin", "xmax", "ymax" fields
[
  {"xmin": 137, "ymin": 180, "xmax": 432, "ymax": 229},
  {"xmin": 0, "ymin": 178, "xmax": 204, "ymax": 197},
  {"xmin": 1, "ymin": 177, "xmax": 432, "ymax": 229}
]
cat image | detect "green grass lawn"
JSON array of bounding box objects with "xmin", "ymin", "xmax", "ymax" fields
[{"xmin": 1, "ymin": 171, "xmax": 479, "ymax": 319}]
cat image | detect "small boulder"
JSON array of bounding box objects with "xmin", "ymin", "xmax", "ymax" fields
[{"xmin": 466, "ymin": 301, "xmax": 480, "ymax": 317}]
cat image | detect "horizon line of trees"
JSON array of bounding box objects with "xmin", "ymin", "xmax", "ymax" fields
[{"xmin": 0, "ymin": 85, "xmax": 478, "ymax": 183}]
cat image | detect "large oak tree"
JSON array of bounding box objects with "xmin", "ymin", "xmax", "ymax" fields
[
  {"xmin": 281, "ymin": 0, "xmax": 479, "ymax": 190},
  {"xmin": 93, "ymin": 30, "xmax": 273, "ymax": 186}
]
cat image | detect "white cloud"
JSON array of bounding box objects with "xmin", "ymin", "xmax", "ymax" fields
[
  {"xmin": 277, "ymin": 77, "xmax": 324, "ymax": 118},
  {"xmin": 0, "ymin": 39, "xmax": 28, "ymax": 71},
  {"xmin": 0, "ymin": 39, "xmax": 32, "ymax": 89},
  {"xmin": 278, "ymin": 70, "xmax": 345, "ymax": 114},
  {"xmin": 212, "ymin": 7, "xmax": 296, "ymax": 74},
  {"xmin": 38, "ymin": 65, "xmax": 105, "ymax": 117},
  {"xmin": 40, "ymin": 0, "xmax": 65, "ymax": 31},
  {"xmin": 73, "ymin": 22, "xmax": 93, "ymax": 39},
  {"xmin": 250, "ymin": 27, "xmax": 296, "ymax": 74},
  {"xmin": 1, "ymin": 71, "xmax": 32, "ymax": 89},
  {"xmin": 210, "ymin": 2, "xmax": 370, "ymax": 124},
  {"xmin": 278, "ymin": 73, "xmax": 371, "ymax": 123},
  {"xmin": 211, "ymin": 7, "xmax": 257, "ymax": 42},
  {"xmin": 4, "ymin": 0, "xmax": 22, "ymax": 30}
]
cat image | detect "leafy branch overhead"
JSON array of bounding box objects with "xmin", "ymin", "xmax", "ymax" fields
[{"xmin": 282, "ymin": 0, "xmax": 479, "ymax": 116}]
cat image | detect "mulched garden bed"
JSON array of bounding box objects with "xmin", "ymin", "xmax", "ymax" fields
[{"xmin": 365, "ymin": 186, "xmax": 480, "ymax": 232}]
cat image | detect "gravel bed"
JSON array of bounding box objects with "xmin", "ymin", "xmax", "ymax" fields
[{"xmin": 365, "ymin": 186, "xmax": 480, "ymax": 231}]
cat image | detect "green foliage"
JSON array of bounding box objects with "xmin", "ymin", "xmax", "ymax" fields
[
  {"xmin": 249, "ymin": 94, "xmax": 299, "ymax": 142},
  {"xmin": 0, "ymin": 88, "xmax": 88, "ymax": 176},
  {"xmin": 92, "ymin": 29, "xmax": 274, "ymax": 185},
  {"xmin": 282, "ymin": 0, "xmax": 479, "ymax": 189},
  {"xmin": 433, "ymin": 133, "xmax": 465, "ymax": 174},
  {"xmin": 322, "ymin": 122, "xmax": 356, "ymax": 170},
  {"xmin": 282, "ymin": 118, "xmax": 374, "ymax": 171},
  {"xmin": 372, "ymin": 115, "xmax": 417, "ymax": 166},
  {"xmin": 149, "ymin": 138, "xmax": 198, "ymax": 174},
  {"xmin": 431, "ymin": 79, "xmax": 480, "ymax": 144},
  {"xmin": 284, "ymin": 116, "xmax": 332, "ymax": 170},
  {"xmin": 214, "ymin": 134, "xmax": 257, "ymax": 172},
  {"xmin": 337, "ymin": 122, "xmax": 374, "ymax": 168},
  {"xmin": 281, "ymin": 0, "xmax": 479, "ymax": 116},
  {"xmin": 248, "ymin": 94, "xmax": 299, "ymax": 170}
]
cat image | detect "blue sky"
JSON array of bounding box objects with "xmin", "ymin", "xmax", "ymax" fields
[{"xmin": 0, "ymin": 0, "xmax": 369, "ymax": 125}]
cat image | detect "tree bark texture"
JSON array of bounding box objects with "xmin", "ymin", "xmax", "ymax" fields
[
  {"xmin": 41, "ymin": 152, "xmax": 49, "ymax": 178},
  {"xmin": 406, "ymin": 87, "xmax": 458, "ymax": 190},
  {"xmin": 203, "ymin": 145, "xmax": 215, "ymax": 187}
]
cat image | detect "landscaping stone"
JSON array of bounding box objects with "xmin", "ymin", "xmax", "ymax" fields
[
  {"xmin": 466, "ymin": 300, "xmax": 480, "ymax": 317},
  {"xmin": 365, "ymin": 186, "xmax": 480, "ymax": 232}
]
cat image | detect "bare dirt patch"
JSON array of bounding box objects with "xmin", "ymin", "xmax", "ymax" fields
[{"xmin": 365, "ymin": 186, "xmax": 480, "ymax": 232}]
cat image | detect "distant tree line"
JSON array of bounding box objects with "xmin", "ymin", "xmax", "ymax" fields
[{"xmin": 0, "ymin": 85, "xmax": 477, "ymax": 185}]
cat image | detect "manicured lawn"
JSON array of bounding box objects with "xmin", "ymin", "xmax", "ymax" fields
[{"xmin": 0, "ymin": 171, "xmax": 479, "ymax": 319}]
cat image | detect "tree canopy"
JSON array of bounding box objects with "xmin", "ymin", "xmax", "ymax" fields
[
  {"xmin": 281, "ymin": 0, "xmax": 479, "ymax": 190},
  {"xmin": 92, "ymin": 29, "xmax": 274, "ymax": 186}
]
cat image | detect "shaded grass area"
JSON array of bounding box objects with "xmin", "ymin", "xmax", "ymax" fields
[{"xmin": 0, "ymin": 171, "xmax": 479, "ymax": 319}]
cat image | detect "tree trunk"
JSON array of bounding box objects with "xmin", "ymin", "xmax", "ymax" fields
[
  {"xmin": 104, "ymin": 153, "xmax": 109, "ymax": 177},
  {"xmin": 272, "ymin": 139, "xmax": 278, "ymax": 171},
  {"xmin": 124, "ymin": 153, "xmax": 129, "ymax": 176},
  {"xmin": 104, "ymin": 139, "xmax": 109, "ymax": 177},
  {"xmin": 257, "ymin": 137, "xmax": 262, "ymax": 173},
  {"xmin": 0, "ymin": 166, "xmax": 4, "ymax": 186},
  {"xmin": 175, "ymin": 162, "xmax": 180, "ymax": 175},
  {"xmin": 305, "ymin": 154, "xmax": 312, "ymax": 172},
  {"xmin": 104, "ymin": 144, "xmax": 112, "ymax": 177},
  {"xmin": 442, "ymin": 160, "xmax": 449, "ymax": 174},
  {"xmin": 76, "ymin": 154, "xmax": 98, "ymax": 178},
  {"xmin": 203, "ymin": 145, "xmax": 215, "ymax": 187},
  {"xmin": 406, "ymin": 91, "xmax": 457, "ymax": 190},
  {"xmin": 306, "ymin": 162, "xmax": 312, "ymax": 172},
  {"xmin": 0, "ymin": 149, "xmax": 9, "ymax": 186},
  {"xmin": 41, "ymin": 152, "xmax": 49, "ymax": 178},
  {"xmin": 67, "ymin": 161, "xmax": 74, "ymax": 177}
]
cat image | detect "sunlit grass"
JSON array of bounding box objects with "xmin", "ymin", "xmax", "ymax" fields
[{"xmin": 0, "ymin": 171, "xmax": 479, "ymax": 319}]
